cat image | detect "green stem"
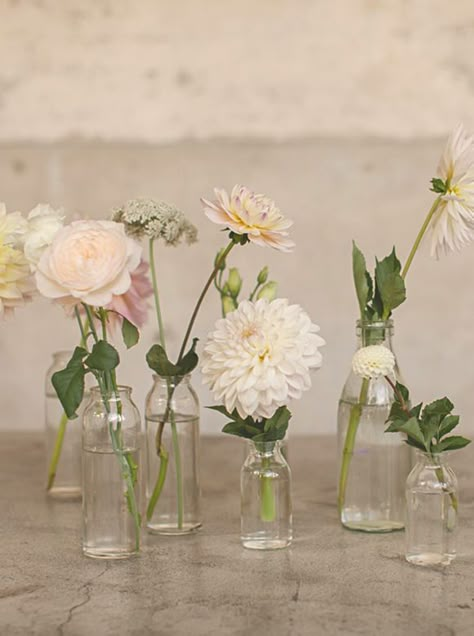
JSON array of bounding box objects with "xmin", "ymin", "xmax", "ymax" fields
[
  {"xmin": 433, "ymin": 462, "xmax": 458, "ymax": 513},
  {"xmin": 338, "ymin": 377, "xmax": 370, "ymax": 515},
  {"xmin": 46, "ymin": 411, "xmax": 68, "ymax": 490},
  {"xmin": 401, "ymin": 196, "xmax": 441, "ymax": 279},
  {"xmin": 170, "ymin": 410, "xmax": 184, "ymax": 529},
  {"xmin": 177, "ymin": 239, "xmax": 235, "ymax": 363},
  {"xmin": 260, "ymin": 455, "xmax": 276, "ymax": 522},
  {"xmin": 149, "ymin": 238, "xmax": 167, "ymax": 349},
  {"xmin": 248, "ymin": 280, "xmax": 261, "ymax": 302},
  {"xmin": 146, "ymin": 444, "xmax": 169, "ymax": 521}
]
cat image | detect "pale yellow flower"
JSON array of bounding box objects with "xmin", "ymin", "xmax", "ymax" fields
[
  {"xmin": 0, "ymin": 202, "xmax": 27, "ymax": 247},
  {"xmin": 201, "ymin": 185, "xmax": 295, "ymax": 252},
  {"xmin": 0, "ymin": 239, "xmax": 35, "ymax": 318}
]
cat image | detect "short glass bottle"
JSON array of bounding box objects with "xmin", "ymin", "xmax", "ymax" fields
[
  {"xmin": 145, "ymin": 374, "xmax": 201, "ymax": 535},
  {"xmin": 405, "ymin": 451, "xmax": 458, "ymax": 567},
  {"xmin": 337, "ymin": 320, "xmax": 411, "ymax": 532},
  {"xmin": 45, "ymin": 351, "xmax": 82, "ymax": 500},
  {"xmin": 241, "ymin": 440, "xmax": 292, "ymax": 550},
  {"xmin": 82, "ymin": 386, "xmax": 143, "ymax": 559}
]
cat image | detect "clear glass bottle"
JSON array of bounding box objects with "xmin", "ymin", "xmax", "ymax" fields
[
  {"xmin": 45, "ymin": 351, "xmax": 82, "ymax": 500},
  {"xmin": 145, "ymin": 374, "xmax": 201, "ymax": 535},
  {"xmin": 241, "ymin": 440, "xmax": 292, "ymax": 550},
  {"xmin": 82, "ymin": 386, "xmax": 143, "ymax": 559},
  {"xmin": 337, "ymin": 320, "xmax": 411, "ymax": 532},
  {"xmin": 405, "ymin": 451, "xmax": 458, "ymax": 566}
]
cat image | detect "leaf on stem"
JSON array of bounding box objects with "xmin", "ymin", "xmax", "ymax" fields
[
  {"xmin": 86, "ymin": 341, "xmax": 120, "ymax": 371},
  {"xmin": 122, "ymin": 317, "xmax": 139, "ymax": 349},
  {"xmin": 51, "ymin": 347, "xmax": 88, "ymax": 419}
]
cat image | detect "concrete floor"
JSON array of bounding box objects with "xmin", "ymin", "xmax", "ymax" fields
[{"xmin": 1, "ymin": 434, "xmax": 474, "ymax": 635}]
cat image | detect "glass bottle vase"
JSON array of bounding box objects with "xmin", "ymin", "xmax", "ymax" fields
[
  {"xmin": 405, "ymin": 451, "xmax": 458, "ymax": 566},
  {"xmin": 45, "ymin": 351, "xmax": 82, "ymax": 500},
  {"xmin": 145, "ymin": 374, "xmax": 201, "ymax": 535},
  {"xmin": 337, "ymin": 320, "xmax": 411, "ymax": 532},
  {"xmin": 82, "ymin": 386, "xmax": 143, "ymax": 559},
  {"xmin": 241, "ymin": 440, "xmax": 292, "ymax": 550}
]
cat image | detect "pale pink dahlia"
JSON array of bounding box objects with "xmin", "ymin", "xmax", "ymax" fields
[
  {"xmin": 201, "ymin": 185, "xmax": 295, "ymax": 252},
  {"xmin": 201, "ymin": 299, "xmax": 325, "ymax": 420}
]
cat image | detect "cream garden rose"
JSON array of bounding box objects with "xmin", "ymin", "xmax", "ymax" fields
[{"xmin": 36, "ymin": 220, "xmax": 142, "ymax": 306}]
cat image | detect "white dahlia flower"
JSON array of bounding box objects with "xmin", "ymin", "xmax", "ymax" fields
[
  {"xmin": 430, "ymin": 124, "xmax": 474, "ymax": 258},
  {"xmin": 0, "ymin": 203, "xmax": 27, "ymax": 247},
  {"xmin": 352, "ymin": 345, "xmax": 395, "ymax": 380},
  {"xmin": 201, "ymin": 298, "xmax": 325, "ymax": 419},
  {"xmin": 23, "ymin": 203, "xmax": 65, "ymax": 268},
  {"xmin": 201, "ymin": 185, "xmax": 295, "ymax": 252}
]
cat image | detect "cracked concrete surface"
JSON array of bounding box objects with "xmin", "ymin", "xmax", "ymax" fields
[{"xmin": 2, "ymin": 434, "xmax": 474, "ymax": 635}]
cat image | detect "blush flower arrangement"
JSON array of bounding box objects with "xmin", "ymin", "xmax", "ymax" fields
[
  {"xmin": 114, "ymin": 186, "xmax": 294, "ymax": 530},
  {"xmin": 338, "ymin": 123, "xmax": 474, "ymax": 522},
  {"xmin": 36, "ymin": 219, "xmax": 147, "ymax": 547}
]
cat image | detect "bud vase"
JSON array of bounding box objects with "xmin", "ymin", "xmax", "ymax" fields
[
  {"xmin": 45, "ymin": 351, "xmax": 82, "ymax": 500},
  {"xmin": 241, "ymin": 440, "xmax": 292, "ymax": 550},
  {"xmin": 337, "ymin": 320, "xmax": 411, "ymax": 532},
  {"xmin": 82, "ymin": 386, "xmax": 143, "ymax": 559},
  {"xmin": 405, "ymin": 451, "xmax": 458, "ymax": 566},
  {"xmin": 145, "ymin": 374, "xmax": 201, "ymax": 535}
]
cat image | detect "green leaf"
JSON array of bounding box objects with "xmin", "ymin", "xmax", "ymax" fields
[
  {"xmin": 404, "ymin": 438, "xmax": 427, "ymax": 451},
  {"xmin": 222, "ymin": 420, "xmax": 262, "ymax": 440},
  {"xmin": 422, "ymin": 397, "xmax": 454, "ymax": 420},
  {"xmin": 439, "ymin": 415, "xmax": 460, "ymax": 438},
  {"xmin": 385, "ymin": 417, "xmax": 409, "ymax": 433},
  {"xmin": 51, "ymin": 348, "xmax": 87, "ymax": 419},
  {"xmin": 409, "ymin": 403, "xmax": 423, "ymax": 419},
  {"xmin": 262, "ymin": 406, "xmax": 292, "ymax": 441},
  {"xmin": 390, "ymin": 416, "xmax": 426, "ymax": 449},
  {"xmin": 374, "ymin": 248, "xmax": 406, "ymax": 319},
  {"xmin": 177, "ymin": 338, "xmax": 199, "ymax": 375},
  {"xmin": 121, "ymin": 317, "xmax": 139, "ymax": 349},
  {"xmin": 352, "ymin": 241, "xmax": 370, "ymax": 318},
  {"xmin": 434, "ymin": 436, "xmax": 471, "ymax": 452},
  {"xmin": 146, "ymin": 344, "xmax": 180, "ymax": 376},
  {"xmin": 430, "ymin": 177, "xmax": 447, "ymax": 194},
  {"xmin": 395, "ymin": 382, "xmax": 410, "ymax": 404},
  {"xmin": 86, "ymin": 340, "xmax": 120, "ymax": 372}
]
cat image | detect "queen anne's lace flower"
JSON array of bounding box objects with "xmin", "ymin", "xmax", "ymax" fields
[
  {"xmin": 201, "ymin": 299, "xmax": 325, "ymax": 419},
  {"xmin": 352, "ymin": 345, "xmax": 395, "ymax": 380},
  {"xmin": 201, "ymin": 185, "xmax": 295, "ymax": 252},
  {"xmin": 0, "ymin": 239, "xmax": 35, "ymax": 318},
  {"xmin": 112, "ymin": 198, "xmax": 198, "ymax": 245},
  {"xmin": 430, "ymin": 124, "xmax": 474, "ymax": 257}
]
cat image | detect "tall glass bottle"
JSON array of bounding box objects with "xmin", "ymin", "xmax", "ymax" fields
[
  {"xmin": 241, "ymin": 440, "xmax": 292, "ymax": 550},
  {"xmin": 82, "ymin": 386, "xmax": 143, "ymax": 559},
  {"xmin": 337, "ymin": 320, "xmax": 411, "ymax": 532},
  {"xmin": 405, "ymin": 451, "xmax": 458, "ymax": 566},
  {"xmin": 45, "ymin": 351, "xmax": 82, "ymax": 500},
  {"xmin": 145, "ymin": 374, "xmax": 201, "ymax": 535}
]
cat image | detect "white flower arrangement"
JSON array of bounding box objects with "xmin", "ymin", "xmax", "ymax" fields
[{"xmin": 351, "ymin": 345, "xmax": 395, "ymax": 380}]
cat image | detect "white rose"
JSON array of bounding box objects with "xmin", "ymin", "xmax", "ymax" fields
[
  {"xmin": 23, "ymin": 204, "xmax": 65, "ymax": 268},
  {"xmin": 36, "ymin": 220, "xmax": 142, "ymax": 306}
]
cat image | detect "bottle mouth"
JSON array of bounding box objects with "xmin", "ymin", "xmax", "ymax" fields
[
  {"xmin": 356, "ymin": 319, "xmax": 393, "ymax": 329},
  {"xmin": 90, "ymin": 385, "xmax": 132, "ymax": 396}
]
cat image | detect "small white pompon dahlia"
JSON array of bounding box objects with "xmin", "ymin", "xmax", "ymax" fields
[
  {"xmin": 430, "ymin": 124, "xmax": 474, "ymax": 258},
  {"xmin": 201, "ymin": 299, "xmax": 325, "ymax": 420},
  {"xmin": 201, "ymin": 185, "xmax": 295, "ymax": 252},
  {"xmin": 352, "ymin": 345, "xmax": 395, "ymax": 380}
]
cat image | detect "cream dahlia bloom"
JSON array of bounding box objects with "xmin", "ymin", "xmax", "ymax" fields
[
  {"xmin": 23, "ymin": 204, "xmax": 65, "ymax": 268},
  {"xmin": 430, "ymin": 124, "xmax": 474, "ymax": 258},
  {"xmin": 201, "ymin": 185, "xmax": 295, "ymax": 252},
  {"xmin": 0, "ymin": 202, "xmax": 27, "ymax": 247},
  {"xmin": 36, "ymin": 220, "xmax": 142, "ymax": 306},
  {"xmin": 352, "ymin": 345, "xmax": 395, "ymax": 380},
  {"xmin": 0, "ymin": 239, "xmax": 35, "ymax": 318},
  {"xmin": 201, "ymin": 298, "xmax": 325, "ymax": 419}
]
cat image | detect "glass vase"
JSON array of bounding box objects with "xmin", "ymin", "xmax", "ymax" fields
[
  {"xmin": 337, "ymin": 320, "xmax": 411, "ymax": 532},
  {"xmin": 82, "ymin": 386, "xmax": 143, "ymax": 559},
  {"xmin": 45, "ymin": 351, "xmax": 82, "ymax": 500},
  {"xmin": 241, "ymin": 440, "xmax": 292, "ymax": 550},
  {"xmin": 405, "ymin": 451, "xmax": 458, "ymax": 566},
  {"xmin": 145, "ymin": 374, "xmax": 201, "ymax": 535}
]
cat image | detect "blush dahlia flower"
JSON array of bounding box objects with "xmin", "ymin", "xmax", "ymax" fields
[
  {"xmin": 201, "ymin": 185, "xmax": 295, "ymax": 252},
  {"xmin": 201, "ymin": 299, "xmax": 325, "ymax": 419},
  {"xmin": 352, "ymin": 345, "xmax": 395, "ymax": 380},
  {"xmin": 430, "ymin": 124, "xmax": 474, "ymax": 258}
]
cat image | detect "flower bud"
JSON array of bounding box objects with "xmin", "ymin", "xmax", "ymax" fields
[
  {"xmin": 222, "ymin": 296, "xmax": 238, "ymax": 316},
  {"xmin": 256, "ymin": 281, "xmax": 278, "ymax": 301},
  {"xmin": 257, "ymin": 266, "xmax": 269, "ymax": 285},
  {"xmin": 227, "ymin": 268, "xmax": 242, "ymax": 298},
  {"xmin": 214, "ymin": 248, "xmax": 227, "ymax": 271}
]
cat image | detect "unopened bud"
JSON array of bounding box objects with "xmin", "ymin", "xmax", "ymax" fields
[
  {"xmin": 257, "ymin": 266, "xmax": 269, "ymax": 285},
  {"xmin": 222, "ymin": 296, "xmax": 238, "ymax": 316},
  {"xmin": 227, "ymin": 268, "xmax": 242, "ymax": 298},
  {"xmin": 256, "ymin": 281, "xmax": 278, "ymax": 302}
]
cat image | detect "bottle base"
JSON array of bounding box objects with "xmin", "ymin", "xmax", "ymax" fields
[
  {"xmin": 147, "ymin": 522, "xmax": 202, "ymax": 536},
  {"xmin": 341, "ymin": 519, "xmax": 404, "ymax": 533},
  {"xmin": 241, "ymin": 537, "xmax": 292, "ymax": 550},
  {"xmin": 406, "ymin": 552, "xmax": 455, "ymax": 567},
  {"xmin": 47, "ymin": 487, "xmax": 82, "ymax": 502},
  {"xmin": 83, "ymin": 547, "xmax": 139, "ymax": 560}
]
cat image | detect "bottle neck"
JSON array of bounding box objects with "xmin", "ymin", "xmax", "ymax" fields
[
  {"xmin": 356, "ymin": 320, "xmax": 394, "ymax": 349},
  {"xmin": 153, "ymin": 374, "xmax": 191, "ymax": 389},
  {"xmin": 90, "ymin": 385, "xmax": 132, "ymax": 401},
  {"xmin": 415, "ymin": 449, "xmax": 448, "ymax": 468},
  {"xmin": 250, "ymin": 440, "xmax": 281, "ymax": 458}
]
